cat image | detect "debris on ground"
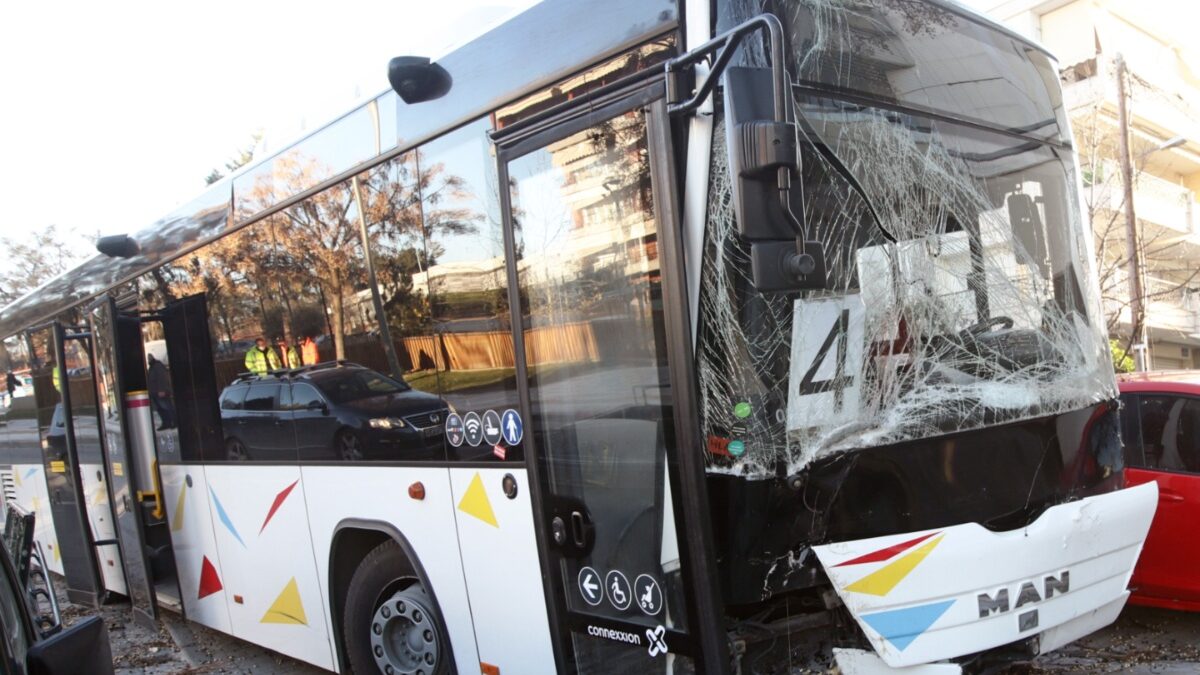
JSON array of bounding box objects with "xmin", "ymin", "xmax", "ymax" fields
[
  {"xmin": 52, "ymin": 576, "xmax": 325, "ymax": 674},
  {"xmin": 49, "ymin": 575, "xmax": 1200, "ymax": 674}
]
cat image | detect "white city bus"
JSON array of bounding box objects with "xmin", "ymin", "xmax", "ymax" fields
[{"xmin": 0, "ymin": 1, "xmax": 1159, "ymax": 673}]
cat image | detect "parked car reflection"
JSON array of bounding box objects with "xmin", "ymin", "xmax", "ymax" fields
[{"xmin": 218, "ymin": 362, "xmax": 448, "ymax": 461}]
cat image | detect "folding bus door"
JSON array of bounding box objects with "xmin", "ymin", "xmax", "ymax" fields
[
  {"xmin": 89, "ymin": 296, "xmax": 163, "ymax": 627},
  {"xmin": 62, "ymin": 323, "xmax": 129, "ymax": 600},
  {"xmin": 495, "ymin": 89, "xmax": 723, "ymax": 672},
  {"xmin": 26, "ymin": 323, "xmax": 105, "ymax": 606}
]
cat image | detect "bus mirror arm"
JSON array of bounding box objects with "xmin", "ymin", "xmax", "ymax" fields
[
  {"xmin": 665, "ymin": 14, "xmax": 789, "ymax": 121},
  {"xmin": 666, "ymin": 14, "xmax": 829, "ymax": 292}
]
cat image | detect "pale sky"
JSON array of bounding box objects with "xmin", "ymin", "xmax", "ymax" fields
[{"xmin": 0, "ymin": 0, "xmax": 539, "ymax": 259}]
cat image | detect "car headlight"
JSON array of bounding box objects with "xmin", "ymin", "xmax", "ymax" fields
[{"xmin": 368, "ymin": 417, "xmax": 407, "ymax": 430}]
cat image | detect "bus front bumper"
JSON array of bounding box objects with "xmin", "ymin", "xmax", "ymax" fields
[{"xmin": 813, "ymin": 481, "xmax": 1158, "ymax": 670}]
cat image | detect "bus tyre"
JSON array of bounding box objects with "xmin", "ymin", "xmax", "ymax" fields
[{"xmin": 344, "ymin": 539, "xmax": 449, "ymax": 675}]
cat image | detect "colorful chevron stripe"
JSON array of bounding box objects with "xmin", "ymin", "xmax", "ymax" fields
[
  {"xmin": 834, "ymin": 531, "xmax": 954, "ymax": 652},
  {"xmin": 843, "ymin": 535, "xmax": 944, "ymax": 596},
  {"xmin": 861, "ymin": 600, "xmax": 956, "ymax": 651}
]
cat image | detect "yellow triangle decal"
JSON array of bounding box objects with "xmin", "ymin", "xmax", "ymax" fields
[
  {"xmin": 457, "ymin": 472, "xmax": 498, "ymax": 528},
  {"xmin": 844, "ymin": 535, "xmax": 944, "ymax": 596},
  {"xmin": 172, "ymin": 483, "xmax": 187, "ymax": 532},
  {"xmin": 13, "ymin": 470, "xmax": 21, "ymax": 487},
  {"xmin": 260, "ymin": 577, "xmax": 307, "ymax": 625},
  {"xmin": 53, "ymin": 545, "xmax": 60, "ymax": 562}
]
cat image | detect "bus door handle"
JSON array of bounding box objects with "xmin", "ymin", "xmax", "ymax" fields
[{"xmin": 548, "ymin": 500, "xmax": 593, "ymax": 557}]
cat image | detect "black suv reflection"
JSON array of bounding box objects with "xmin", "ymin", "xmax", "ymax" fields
[{"xmin": 217, "ymin": 362, "xmax": 447, "ymax": 461}]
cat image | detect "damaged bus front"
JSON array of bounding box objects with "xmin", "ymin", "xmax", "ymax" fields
[{"xmin": 682, "ymin": 0, "xmax": 1159, "ymax": 671}]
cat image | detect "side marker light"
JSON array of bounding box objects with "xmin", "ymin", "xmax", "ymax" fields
[{"xmin": 409, "ymin": 482, "xmax": 426, "ymax": 500}]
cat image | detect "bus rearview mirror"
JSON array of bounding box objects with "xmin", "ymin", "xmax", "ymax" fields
[{"xmin": 724, "ymin": 67, "xmax": 829, "ymax": 291}]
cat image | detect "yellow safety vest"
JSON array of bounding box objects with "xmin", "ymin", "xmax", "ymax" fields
[
  {"xmin": 244, "ymin": 347, "xmax": 281, "ymax": 375},
  {"xmin": 281, "ymin": 346, "xmax": 300, "ymax": 369}
]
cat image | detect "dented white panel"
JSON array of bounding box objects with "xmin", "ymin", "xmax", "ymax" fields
[
  {"xmin": 159, "ymin": 465, "xmax": 232, "ymax": 634},
  {"xmin": 79, "ymin": 461, "xmax": 126, "ymax": 596},
  {"xmin": 11, "ymin": 464, "xmax": 63, "ymax": 575},
  {"xmin": 833, "ymin": 648, "xmax": 961, "ymax": 675},
  {"xmin": 203, "ymin": 465, "xmax": 334, "ymax": 670},
  {"xmin": 814, "ymin": 483, "xmax": 1157, "ymax": 668}
]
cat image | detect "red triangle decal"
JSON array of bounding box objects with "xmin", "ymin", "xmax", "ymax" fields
[
  {"xmin": 834, "ymin": 531, "xmax": 940, "ymax": 567},
  {"xmin": 198, "ymin": 556, "xmax": 223, "ymax": 599},
  {"xmin": 260, "ymin": 479, "xmax": 299, "ymax": 534}
]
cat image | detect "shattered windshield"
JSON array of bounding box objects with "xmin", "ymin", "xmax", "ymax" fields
[{"xmin": 700, "ymin": 0, "xmax": 1112, "ymax": 477}]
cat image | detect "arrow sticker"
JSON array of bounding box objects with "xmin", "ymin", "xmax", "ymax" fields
[{"xmin": 578, "ymin": 566, "xmax": 602, "ymax": 606}]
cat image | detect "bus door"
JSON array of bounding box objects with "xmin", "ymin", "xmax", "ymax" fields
[
  {"xmin": 496, "ymin": 89, "xmax": 724, "ymax": 672},
  {"xmin": 26, "ymin": 323, "xmax": 106, "ymax": 607},
  {"xmin": 60, "ymin": 324, "xmax": 131, "ymax": 602},
  {"xmin": 89, "ymin": 295, "xmax": 173, "ymax": 628}
]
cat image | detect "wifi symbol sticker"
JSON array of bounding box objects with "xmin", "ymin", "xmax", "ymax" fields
[{"xmin": 463, "ymin": 411, "xmax": 484, "ymax": 447}]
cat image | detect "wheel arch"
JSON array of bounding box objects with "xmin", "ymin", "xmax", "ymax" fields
[{"xmin": 328, "ymin": 518, "xmax": 445, "ymax": 673}]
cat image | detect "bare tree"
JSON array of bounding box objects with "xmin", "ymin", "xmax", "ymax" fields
[
  {"xmin": 1072, "ymin": 100, "xmax": 1200, "ymax": 365},
  {"xmin": 205, "ymin": 131, "xmax": 264, "ymax": 185},
  {"xmin": 0, "ymin": 225, "xmax": 86, "ymax": 304}
]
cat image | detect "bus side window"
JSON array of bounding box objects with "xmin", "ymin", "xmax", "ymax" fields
[{"xmin": 372, "ymin": 118, "xmax": 524, "ymax": 463}]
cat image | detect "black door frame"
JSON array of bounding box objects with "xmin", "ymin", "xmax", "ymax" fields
[
  {"xmin": 26, "ymin": 321, "xmax": 105, "ymax": 607},
  {"xmin": 87, "ymin": 295, "xmax": 160, "ymax": 628},
  {"xmin": 494, "ymin": 78, "xmax": 729, "ymax": 673}
]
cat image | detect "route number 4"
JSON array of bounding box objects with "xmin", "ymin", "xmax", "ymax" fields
[{"xmin": 788, "ymin": 296, "xmax": 864, "ymax": 430}]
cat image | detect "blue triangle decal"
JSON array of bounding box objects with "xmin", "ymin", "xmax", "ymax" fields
[
  {"xmin": 860, "ymin": 599, "xmax": 955, "ymax": 651},
  {"xmin": 209, "ymin": 486, "xmax": 246, "ymax": 548}
]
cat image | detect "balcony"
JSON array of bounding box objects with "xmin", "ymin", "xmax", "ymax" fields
[
  {"xmin": 1093, "ymin": 160, "xmax": 1200, "ymax": 236},
  {"xmin": 1104, "ymin": 268, "xmax": 1200, "ymax": 337}
]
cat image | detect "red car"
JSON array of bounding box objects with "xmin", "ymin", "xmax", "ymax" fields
[{"xmin": 1119, "ymin": 370, "xmax": 1200, "ymax": 610}]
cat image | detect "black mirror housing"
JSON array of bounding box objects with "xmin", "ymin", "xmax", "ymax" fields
[
  {"xmin": 724, "ymin": 66, "xmax": 800, "ymax": 241},
  {"xmin": 388, "ymin": 56, "xmax": 453, "ymax": 104},
  {"xmin": 95, "ymin": 235, "xmax": 140, "ymax": 259},
  {"xmin": 724, "ymin": 66, "xmax": 828, "ymax": 291}
]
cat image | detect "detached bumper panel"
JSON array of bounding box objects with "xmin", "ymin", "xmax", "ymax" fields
[{"xmin": 814, "ymin": 482, "xmax": 1158, "ymax": 668}]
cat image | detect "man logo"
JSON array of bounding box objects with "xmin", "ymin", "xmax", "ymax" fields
[{"xmin": 977, "ymin": 571, "xmax": 1069, "ymax": 618}]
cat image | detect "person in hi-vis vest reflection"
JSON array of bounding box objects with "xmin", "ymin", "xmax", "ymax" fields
[{"xmin": 244, "ymin": 337, "xmax": 281, "ymax": 376}]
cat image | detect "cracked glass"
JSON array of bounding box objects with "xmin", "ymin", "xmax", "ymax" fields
[{"xmin": 700, "ymin": 0, "xmax": 1112, "ymax": 477}]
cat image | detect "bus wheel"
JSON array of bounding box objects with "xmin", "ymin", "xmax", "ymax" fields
[{"xmin": 344, "ymin": 540, "xmax": 448, "ymax": 675}]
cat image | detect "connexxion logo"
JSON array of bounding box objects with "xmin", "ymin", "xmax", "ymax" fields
[{"xmin": 834, "ymin": 531, "xmax": 954, "ymax": 652}]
